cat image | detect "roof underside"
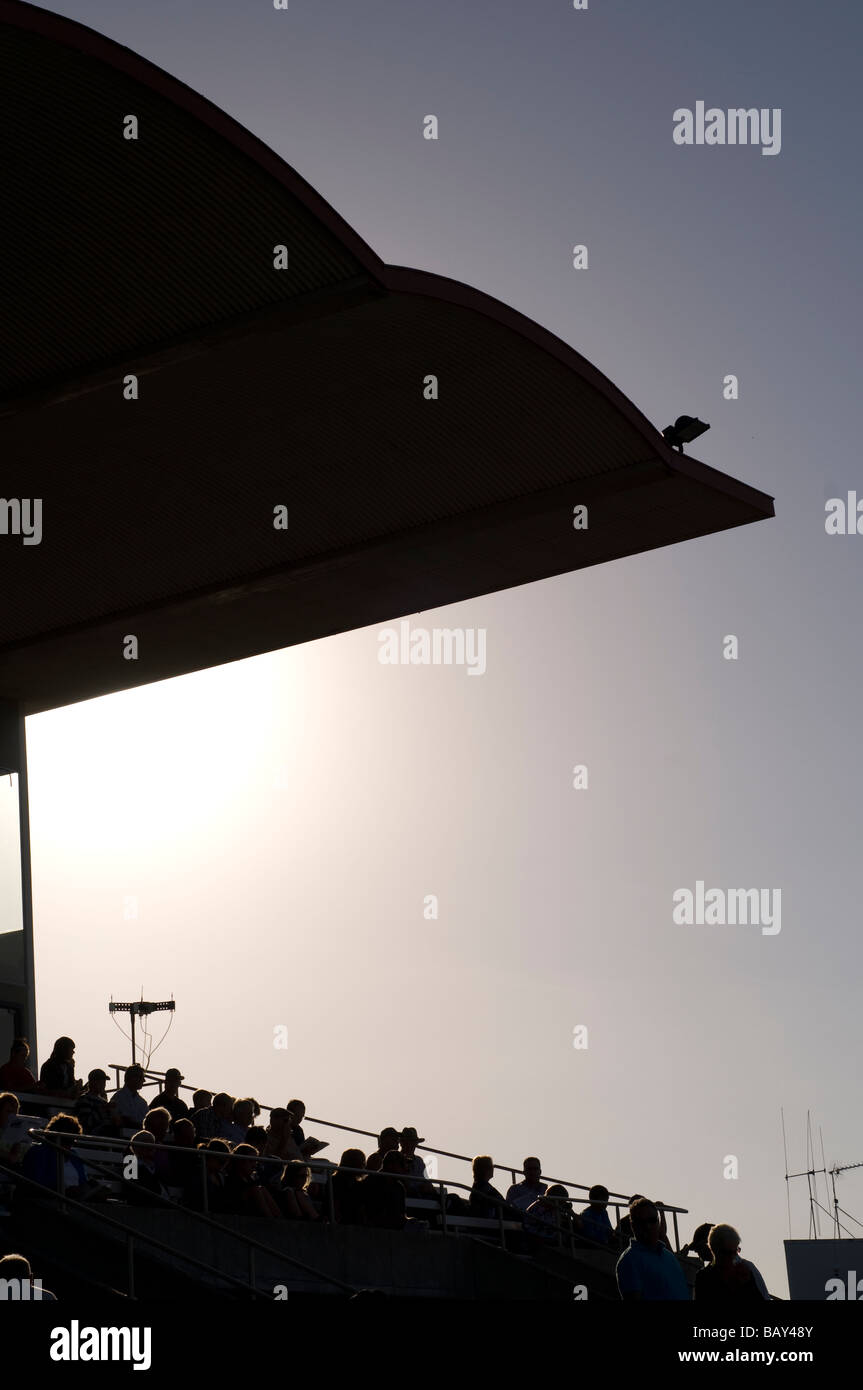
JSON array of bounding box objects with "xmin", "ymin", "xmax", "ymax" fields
[{"xmin": 0, "ymin": 2, "xmax": 773, "ymax": 715}]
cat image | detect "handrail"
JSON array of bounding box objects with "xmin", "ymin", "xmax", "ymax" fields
[
  {"xmin": 106, "ymin": 1064, "xmax": 689, "ymax": 1250},
  {"xmin": 15, "ymin": 1131, "xmax": 358, "ymax": 1296}
]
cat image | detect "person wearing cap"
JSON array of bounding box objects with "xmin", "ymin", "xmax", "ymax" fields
[
  {"xmin": 148, "ymin": 1067, "xmax": 189, "ymax": 1124},
  {"xmin": 74, "ymin": 1068, "xmax": 120, "ymax": 1136},
  {"xmin": 399, "ymin": 1127, "xmax": 436, "ymax": 1197},
  {"xmin": 366, "ymin": 1127, "xmax": 402, "ymax": 1173}
]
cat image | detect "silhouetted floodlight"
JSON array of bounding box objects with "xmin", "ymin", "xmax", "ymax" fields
[{"xmin": 662, "ymin": 415, "xmax": 710, "ymax": 454}]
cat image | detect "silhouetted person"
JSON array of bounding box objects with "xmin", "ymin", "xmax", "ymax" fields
[
  {"xmin": 469, "ymin": 1155, "xmax": 523, "ymax": 1223},
  {"xmin": 21, "ymin": 1113, "xmax": 90, "ymax": 1196},
  {"xmin": 278, "ymin": 1161, "xmax": 319, "ymax": 1221},
  {"xmin": 694, "ymin": 1224, "xmax": 769, "ymax": 1302},
  {"xmin": 39, "ymin": 1038, "xmax": 83, "ymax": 1101},
  {"xmin": 183, "ymin": 1139, "xmax": 231, "ymax": 1213},
  {"xmin": 399, "ymin": 1127, "xmax": 435, "ymax": 1197},
  {"xmin": 525, "ymin": 1184, "xmax": 575, "ymax": 1240},
  {"xmin": 0, "ymin": 1092, "xmax": 22, "ymax": 1168},
  {"xmin": 579, "ymin": 1184, "xmax": 616, "ymax": 1245},
  {"xmin": 0, "ymin": 1253, "xmax": 57, "ymax": 1301},
  {"xmin": 75, "ymin": 1069, "xmax": 119, "ymax": 1137},
  {"xmin": 362, "ymin": 1151, "xmax": 407, "ymax": 1230},
  {"xmin": 366, "ymin": 1127, "xmax": 401, "ymax": 1172},
  {"xmin": 148, "ymin": 1068, "xmax": 189, "ymax": 1123},
  {"xmin": 0, "ymin": 1038, "xmax": 38, "ymax": 1093},
  {"xmin": 169, "ymin": 1117, "xmax": 198, "ymax": 1187},
  {"xmin": 682, "ymin": 1221, "xmax": 714, "ymax": 1266},
  {"xmin": 506, "ymin": 1157, "xmax": 547, "ymax": 1213},
  {"xmin": 124, "ymin": 1131, "xmax": 168, "ymax": 1208},
  {"xmin": 332, "ymin": 1148, "xmax": 367, "ymax": 1225},
  {"xmin": 110, "ymin": 1065, "xmax": 148, "ymax": 1129},
  {"xmin": 193, "ymin": 1092, "xmax": 235, "ymax": 1141},
  {"xmin": 224, "ymin": 1143, "xmax": 282, "ymax": 1218},
  {"xmin": 616, "ymin": 1198, "xmax": 690, "ymax": 1301}
]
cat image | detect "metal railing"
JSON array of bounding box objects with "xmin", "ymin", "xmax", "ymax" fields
[
  {"xmin": 102, "ymin": 1064, "xmax": 689, "ymax": 1250},
  {"xmin": 3, "ymin": 1129, "xmax": 357, "ymax": 1298}
]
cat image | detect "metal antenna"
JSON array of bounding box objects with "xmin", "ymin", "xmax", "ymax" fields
[{"xmin": 108, "ymin": 994, "xmax": 175, "ymax": 1066}]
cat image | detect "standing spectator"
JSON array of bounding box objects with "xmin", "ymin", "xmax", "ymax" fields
[
  {"xmin": 0, "ymin": 1254, "xmax": 57, "ymax": 1301},
  {"xmin": 109, "ymin": 1065, "xmax": 148, "ymax": 1130},
  {"xmin": 616, "ymin": 1194, "xmax": 646, "ymax": 1245},
  {"xmin": 332, "ymin": 1148, "xmax": 367, "ymax": 1225},
  {"xmin": 75, "ymin": 1070, "xmax": 118, "ymax": 1137},
  {"xmin": 0, "ymin": 1039, "xmax": 38, "ymax": 1094},
  {"xmin": 579, "ymin": 1184, "xmax": 616, "ymax": 1245},
  {"xmin": 506, "ymin": 1157, "xmax": 547, "ymax": 1213},
  {"xmin": 147, "ymin": 1068, "xmax": 189, "ymax": 1123},
  {"xmin": 616, "ymin": 1198, "xmax": 691, "ymax": 1301},
  {"xmin": 38, "ymin": 1038, "xmax": 83, "ymax": 1101},
  {"xmin": 694, "ymin": 1224, "xmax": 769, "ymax": 1302},
  {"xmin": 366, "ymin": 1127, "xmax": 401, "ymax": 1172},
  {"xmin": 469, "ymin": 1155, "xmax": 524, "ymax": 1222}
]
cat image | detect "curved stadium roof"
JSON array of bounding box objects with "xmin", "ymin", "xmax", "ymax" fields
[{"xmin": 0, "ymin": 0, "xmax": 773, "ymax": 714}]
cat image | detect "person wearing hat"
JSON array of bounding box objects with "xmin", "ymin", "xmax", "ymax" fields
[
  {"xmin": 74, "ymin": 1068, "xmax": 119, "ymax": 1136},
  {"xmin": 366, "ymin": 1126, "xmax": 402, "ymax": 1172},
  {"xmin": 399, "ymin": 1127, "xmax": 436, "ymax": 1197},
  {"xmin": 148, "ymin": 1067, "xmax": 189, "ymax": 1124}
]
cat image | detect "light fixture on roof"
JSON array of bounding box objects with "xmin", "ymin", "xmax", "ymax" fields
[{"xmin": 662, "ymin": 415, "xmax": 710, "ymax": 454}]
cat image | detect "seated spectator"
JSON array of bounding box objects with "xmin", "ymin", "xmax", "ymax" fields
[
  {"xmin": 332, "ymin": 1148, "xmax": 367, "ymax": 1225},
  {"xmin": 109, "ymin": 1065, "xmax": 148, "ymax": 1130},
  {"xmin": 285, "ymin": 1098, "xmax": 326, "ymax": 1158},
  {"xmin": 0, "ymin": 1038, "xmax": 38, "ymax": 1094},
  {"xmin": 38, "ymin": 1037, "xmax": 83, "ymax": 1101},
  {"xmin": 682, "ymin": 1222, "xmax": 714, "ymax": 1266},
  {"xmin": 366, "ymin": 1127, "xmax": 401, "ymax": 1172},
  {"xmin": 227, "ymin": 1097, "xmax": 256, "ymax": 1145},
  {"xmin": 525, "ymin": 1184, "xmax": 576, "ymax": 1240},
  {"xmin": 362, "ymin": 1151, "xmax": 408, "ymax": 1230},
  {"xmin": 506, "ymin": 1157, "xmax": 547, "ymax": 1213},
  {"xmin": 0, "ymin": 1253, "xmax": 57, "ymax": 1301},
  {"xmin": 0, "ymin": 1091, "xmax": 22, "ymax": 1167},
  {"xmin": 182, "ymin": 1138, "xmax": 232, "ymax": 1213},
  {"xmin": 193, "ymin": 1092, "xmax": 235, "ymax": 1142},
  {"xmin": 142, "ymin": 1106, "xmax": 173, "ymax": 1181},
  {"xmin": 262, "ymin": 1108, "xmax": 304, "ymax": 1164},
  {"xmin": 399, "ymin": 1127, "xmax": 436, "ymax": 1197},
  {"xmin": 224, "ymin": 1144, "xmax": 282, "ymax": 1218},
  {"xmin": 694, "ymin": 1224, "xmax": 769, "ymax": 1302},
  {"xmin": 278, "ymin": 1161, "xmax": 319, "ymax": 1221},
  {"xmin": 191, "ymin": 1089, "xmax": 212, "ymax": 1114},
  {"xmin": 147, "ymin": 1068, "xmax": 189, "ymax": 1123},
  {"xmin": 124, "ymin": 1131, "xmax": 169, "ymax": 1208},
  {"xmin": 243, "ymin": 1125, "xmax": 268, "ymax": 1152},
  {"xmin": 168, "ymin": 1118, "xmax": 198, "ymax": 1187},
  {"xmin": 469, "ymin": 1155, "xmax": 524, "ymax": 1223},
  {"xmin": 74, "ymin": 1069, "xmax": 119, "ymax": 1137},
  {"xmin": 579, "ymin": 1184, "xmax": 616, "ymax": 1245},
  {"xmin": 615, "ymin": 1198, "xmax": 690, "ymax": 1301},
  {"xmin": 20, "ymin": 1113, "xmax": 90, "ymax": 1197}
]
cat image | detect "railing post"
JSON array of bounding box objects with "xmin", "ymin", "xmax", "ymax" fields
[
  {"xmin": 672, "ymin": 1209, "xmax": 680, "ymax": 1253},
  {"xmin": 440, "ymin": 1182, "xmax": 448, "ymax": 1237}
]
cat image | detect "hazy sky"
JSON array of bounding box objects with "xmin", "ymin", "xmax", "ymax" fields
[{"xmin": 10, "ymin": 0, "xmax": 863, "ymax": 1297}]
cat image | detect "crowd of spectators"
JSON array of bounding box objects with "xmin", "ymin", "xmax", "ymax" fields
[{"xmin": 0, "ymin": 1035, "xmax": 771, "ymax": 1300}]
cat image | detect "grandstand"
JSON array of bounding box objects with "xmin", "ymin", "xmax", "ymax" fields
[{"xmin": 0, "ymin": 0, "xmax": 773, "ymax": 1299}]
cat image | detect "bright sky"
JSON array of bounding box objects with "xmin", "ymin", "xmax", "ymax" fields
[{"xmin": 11, "ymin": 0, "xmax": 863, "ymax": 1299}]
